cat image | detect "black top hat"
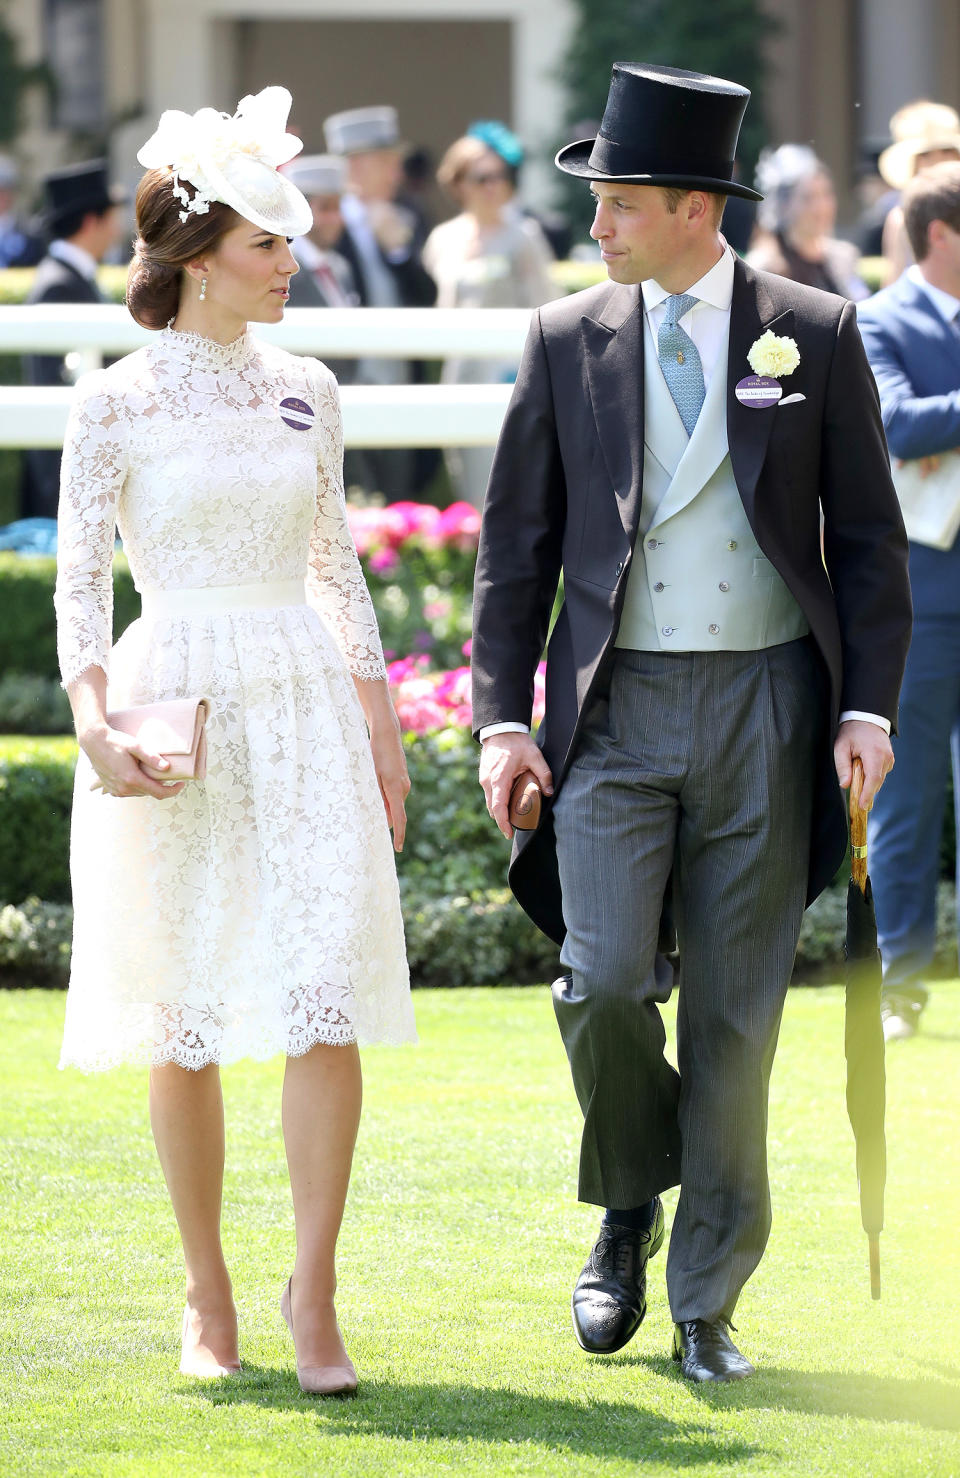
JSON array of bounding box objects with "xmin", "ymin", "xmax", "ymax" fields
[
  {"xmin": 42, "ymin": 160, "xmax": 127, "ymax": 233},
  {"xmin": 556, "ymin": 63, "xmax": 763, "ymax": 203}
]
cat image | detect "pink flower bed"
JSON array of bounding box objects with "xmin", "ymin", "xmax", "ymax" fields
[
  {"xmin": 388, "ymin": 649, "xmax": 547, "ymax": 735},
  {"xmin": 348, "ymin": 500, "xmax": 482, "ymax": 559}
]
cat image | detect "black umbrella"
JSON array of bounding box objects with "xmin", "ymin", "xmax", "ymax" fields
[{"xmin": 844, "ymin": 758, "xmax": 886, "ymax": 1299}]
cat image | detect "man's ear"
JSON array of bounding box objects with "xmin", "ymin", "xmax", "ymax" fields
[
  {"xmin": 927, "ymin": 218, "xmax": 948, "ymax": 252},
  {"xmin": 686, "ymin": 191, "xmax": 711, "ymax": 228}
]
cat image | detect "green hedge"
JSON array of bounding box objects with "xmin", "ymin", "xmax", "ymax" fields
[
  {"xmin": 0, "ymin": 551, "xmax": 141, "ymax": 682},
  {"xmin": 401, "ymin": 728, "xmax": 510, "ymax": 899},
  {"xmin": 0, "ymin": 727, "xmax": 507, "ymax": 906},
  {"xmin": 2, "ymin": 725, "xmax": 955, "ymax": 989},
  {"xmin": 0, "ymin": 544, "xmax": 472, "ymax": 695},
  {"xmin": 0, "ymin": 889, "xmax": 557, "ymax": 990},
  {"xmin": 0, "ymin": 673, "xmax": 72, "ymax": 733},
  {"xmin": 0, "ymin": 737, "xmax": 76, "ymax": 903},
  {"xmin": 0, "ymin": 265, "xmax": 128, "ymax": 305},
  {"xmin": 4, "ymin": 881, "xmax": 957, "ymax": 991}
]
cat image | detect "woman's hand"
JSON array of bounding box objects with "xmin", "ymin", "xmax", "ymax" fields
[
  {"xmin": 69, "ymin": 666, "xmax": 185, "ymax": 800},
  {"xmin": 81, "ymin": 723, "xmax": 185, "ymax": 800},
  {"xmin": 353, "ymin": 676, "xmax": 410, "ymax": 852},
  {"xmin": 369, "ymin": 719, "xmax": 410, "ymax": 852}
]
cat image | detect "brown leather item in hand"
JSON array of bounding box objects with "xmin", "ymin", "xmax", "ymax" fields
[
  {"xmin": 508, "ymin": 769, "xmax": 542, "ymax": 831},
  {"xmin": 90, "ymin": 696, "xmax": 210, "ymax": 791}
]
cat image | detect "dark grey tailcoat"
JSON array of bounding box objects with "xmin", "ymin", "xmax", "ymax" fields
[{"xmin": 471, "ymin": 257, "xmax": 913, "ymax": 943}]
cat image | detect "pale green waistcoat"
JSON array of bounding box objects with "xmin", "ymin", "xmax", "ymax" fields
[{"xmin": 615, "ymin": 311, "xmax": 809, "ymax": 653}]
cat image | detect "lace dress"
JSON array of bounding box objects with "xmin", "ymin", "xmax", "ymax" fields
[{"xmin": 55, "ymin": 326, "xmax": 416, "ymax": 1071}]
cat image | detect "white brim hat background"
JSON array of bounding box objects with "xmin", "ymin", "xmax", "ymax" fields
[
  {"xmin": 137, "ymin": 85, "xmax": 314, "ymax": 238},
  {"xmin": 878, "ymin": 101, "xmax": 960, "ymax": 191}
]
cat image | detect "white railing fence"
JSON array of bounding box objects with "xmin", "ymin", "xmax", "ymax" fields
[
  {"xmin": 0, "ymin": 383, "xmax": 514, "ymax": 449},
  {"xmin": 0, "ymin": 305, "xmax": 532, "ymax": 448}
]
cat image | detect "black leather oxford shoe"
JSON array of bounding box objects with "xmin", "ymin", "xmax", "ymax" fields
[
  {"xmin": 571, "ymin": 1200, "xmax": 665, "ymax": 1354},
  {"xmin": 672, "ymin": 1319, "xmax": 755, "ymax": 1382}
]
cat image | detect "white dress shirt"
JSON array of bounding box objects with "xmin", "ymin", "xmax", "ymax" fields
[
  {"xmin": 49, "ymin": 238, "xmax": 98, "ymax": 281},
  {"xmin": 641, "ymin": 242, "xmax": 734, "ymax": 388},
  {"xmin": 907, "ymin": 263, "xmax": 960, "ymax": 324},
  {"xmin": 480, "ymin": 245, "xmax": 887, "ymax": 739}
]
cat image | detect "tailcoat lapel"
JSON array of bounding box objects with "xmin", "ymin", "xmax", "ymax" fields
[
  {"xmin": 581, "ymin": 284, "xmax": 644, "ymax": 539},
  {"xmin": 728, "ymin": 259, "xmax": 793, "ymax": 515}
]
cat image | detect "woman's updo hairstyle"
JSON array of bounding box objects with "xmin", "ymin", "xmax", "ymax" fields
[{"xmin": 126, "ymin": 168, "xmax": 239, "ymax": 330}]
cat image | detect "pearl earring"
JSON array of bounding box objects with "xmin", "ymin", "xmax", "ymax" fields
[{"xmin": 199, "ymin": 277, "xmax": 207, "ymax": 302}]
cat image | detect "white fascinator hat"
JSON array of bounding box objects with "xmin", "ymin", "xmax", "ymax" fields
[{"xmin": 137, "ymin": 85, "xmax": 314, "ymax": 237}]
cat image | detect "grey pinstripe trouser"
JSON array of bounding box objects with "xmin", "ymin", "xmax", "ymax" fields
[{"xmin": 551, "ymin": 637, "xmax": 823, "ymax": 1322}]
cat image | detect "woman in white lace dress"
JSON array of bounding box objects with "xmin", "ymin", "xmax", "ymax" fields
[{"xmin": 54, "ymin": 89, "xmax": 415, "ymax": 1394}]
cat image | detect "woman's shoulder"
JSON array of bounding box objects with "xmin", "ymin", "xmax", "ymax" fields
[
  {"xmin": 824, "ymin": 237, "xmax": 860, "ymax": 273},
  {"xmin": 71, "ymin": 346, "xmax": 155, "ymax": 412},
  {"xmin": 424, "ymin": 214, "xmax": 471, "ymax": 258},
  {"xmin": 255, "ymin": 338, "xmax": 338, "ymax": 387},
  {"xmin": 252, "ymin": 341, "xmax": 341, "ymax": 415}
]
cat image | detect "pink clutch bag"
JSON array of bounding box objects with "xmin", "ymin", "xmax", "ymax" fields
[{"xmin": 93, "ymin": 697, "xmax": 210, "ymax": 789}]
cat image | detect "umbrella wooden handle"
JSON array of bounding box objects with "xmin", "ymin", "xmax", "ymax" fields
[{"xmin": 849, "ymin": 757, "xmax": 868, "ymax": 893}]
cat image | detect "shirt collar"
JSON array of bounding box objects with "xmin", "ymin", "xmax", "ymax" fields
[
  {"xmin": 908, "ymin": 263, "xmax": 960, "ymax": 322},
  {"xmin": 641, "ymin": 243, "xmax": 735, "ymax": 315},
  {"xmin": 49, "ymin": 238, "xmax": 98, "ymax": 281}
]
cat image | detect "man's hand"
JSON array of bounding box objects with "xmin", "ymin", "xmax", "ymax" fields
[
  {"xmin": 479, "ymin": 732, "xmax": 554, "ymax": 840},
  {"xmin": 834, "ymin": 719, "xmax": 894, "ymax": 810}
]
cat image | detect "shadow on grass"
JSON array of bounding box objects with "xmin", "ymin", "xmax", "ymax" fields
[
  {"xmin": 196, "ymin": 1369, "xmax": 761, "ymax": 1464},
  {"xmin": 619, "ymin": 1354, "xmax": 960, "ymax": 1432}
]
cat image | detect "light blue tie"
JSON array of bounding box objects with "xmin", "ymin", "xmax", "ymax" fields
[{"xmin": 657, "ymin": 293, "xmax": 706, "ymax": 436}]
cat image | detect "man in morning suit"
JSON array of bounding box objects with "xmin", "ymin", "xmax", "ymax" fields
[
  {"xmin": 471, "ymin": 64, "xmax": 912, "ymax": 1382},
  {"xmin": 22, "ymin": 160, "xmax": 124, "ymax": 518},
  {"xmin": 858, "ymin": 161, "xmax": 960, "ymax": 1042}
]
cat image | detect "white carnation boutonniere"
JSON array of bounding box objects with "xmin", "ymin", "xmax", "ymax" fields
[{"xmin": 747, "ymin": 331, "xmax": 801, "ymax": 380}]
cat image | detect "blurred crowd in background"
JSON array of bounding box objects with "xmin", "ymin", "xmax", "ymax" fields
[{"xmin": 3, "ymin": 92, "xmax": 960, "ymax": 515}]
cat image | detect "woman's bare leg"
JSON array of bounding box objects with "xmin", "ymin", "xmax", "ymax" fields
[
  {"xmin": 149, "ymin": 1061, "xmax": 240, "ymax": 1371},
  {"xmin": 282, "ymin": 1042, "xmax": 362, "ymax": 1366}
]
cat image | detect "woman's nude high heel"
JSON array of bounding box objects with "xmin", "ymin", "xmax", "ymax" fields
[
  {"xmin": 280, "ymin": 1278, "xmax": 357, "ymax": 1396},
  {"xmin": 179, "ymin": 1303, "xmax": 242, "ymax": 1378}
]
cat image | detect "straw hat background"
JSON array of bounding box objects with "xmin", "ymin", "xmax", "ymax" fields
[{"xmin": 879, "ymin": 100, "xmax": 960, "ymax": 190}]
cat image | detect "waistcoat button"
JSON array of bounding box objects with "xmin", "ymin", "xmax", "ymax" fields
[
  {"xmin": 653, "ymin": 581, "xmax": 664, "ymax": 592},
  {"xmin": 719, "ymin": 581, "xmax": 730, "ymax": 592},
  {"xmin": 662, "ymin": 626, "xmax": 674, "ymax": 636},
  {"xmin": 647, "ymin": 538, "xmax": 659, "ymax": 550},
  {"xmin": 709, "ymin": 623, "xmax": 720, "ymax": 635},
  {"xmin": 727, "ymin": 540, "xmax": 737, "ymax": 551}
]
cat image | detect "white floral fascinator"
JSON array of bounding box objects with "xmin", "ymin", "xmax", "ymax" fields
[{"xmin": 137, "ymin": 85, "xmax": 314, "ymax": 237}]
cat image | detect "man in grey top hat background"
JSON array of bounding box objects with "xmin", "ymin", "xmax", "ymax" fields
[
  {"xmin": 323, "ymin": 105, "xmax": 437, "ymax": 500},
  {"xmin": 322, "ymin": 104, "xmax": 435, "ymax": 317},
  {"xmin": 284, "ymin": 153, "xmax": 359, "ymax": 387},
  {"xmin": 472, "ymin": 62, "xmax": 911, "ymax": 1382},
  {"xmin": 22, "ymin": 159, "xmax": 125, "ymax": 518}
]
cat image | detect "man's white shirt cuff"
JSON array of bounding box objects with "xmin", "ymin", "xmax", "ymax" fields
[
  {"xmin": 839, "ymin": 710, "xmax": 891, "ymax": 735},
  {"xmin": 479, "ymin": 722, "xmax": 530, "ymax": 741},
  {"xmin": 481, "ymin": 713, "xmax": 891, "ymax": 741}
]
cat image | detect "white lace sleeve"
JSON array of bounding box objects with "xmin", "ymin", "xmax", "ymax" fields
[
  {"xmin": 54, "ymin": 372, "xmax": 129, "ymax": 688},
  {"xmin": 307, "ymin": 365, "xmax": 386, "ymax": 680}
]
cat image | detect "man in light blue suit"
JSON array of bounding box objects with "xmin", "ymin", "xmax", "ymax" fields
[{"xmin": 858, "ymin": 160, "xmax": 960, "ymax": 1041}]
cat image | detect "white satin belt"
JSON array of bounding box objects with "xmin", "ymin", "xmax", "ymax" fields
[{"xmin": 140, "ymin": 578, "xmax": 307, "ymax": 619}]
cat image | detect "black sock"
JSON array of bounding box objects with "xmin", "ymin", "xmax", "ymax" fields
[{"xmin": 603, "ymin": 1199, "xmax": 658, "ymax": 1232}]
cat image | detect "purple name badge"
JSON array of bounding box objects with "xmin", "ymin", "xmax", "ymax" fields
[
  {"xmin": 279, "ymin": 396, "xmax": 315, "ymax": 431},
  {"xmin": 735, "ymin": 375, "xmax": 782, "ymax": 410}
]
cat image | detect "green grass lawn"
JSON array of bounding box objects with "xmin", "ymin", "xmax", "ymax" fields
[{"xmin": 1, "ymin": 982, "xmax": 958, "ymax": 1477}]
